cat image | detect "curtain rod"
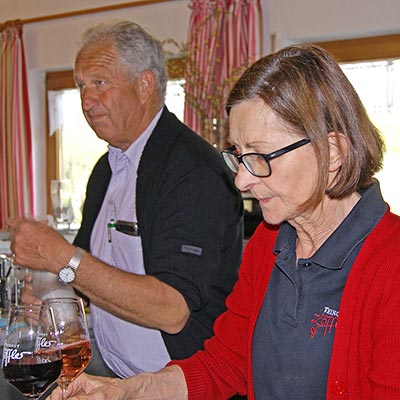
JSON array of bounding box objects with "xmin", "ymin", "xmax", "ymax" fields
[{"xmin": 1, "ymin": 0, "xmax": 173, "ymax": 26}]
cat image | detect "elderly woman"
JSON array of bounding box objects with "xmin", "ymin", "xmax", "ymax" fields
[{"xmin": 49, "ymin": 44, "xmax": 400, "ymax": 400}]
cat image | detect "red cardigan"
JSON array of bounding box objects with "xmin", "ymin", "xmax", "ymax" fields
[{"xmin": 172, "ymin": 210, "xmax": 400, "ymax": 399}]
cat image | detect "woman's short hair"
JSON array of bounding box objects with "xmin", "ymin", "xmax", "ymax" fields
[
  {"xmin": 226, "ymin": 44, "xmax": 385, "ymax": 208},
  {"xmin": 78, "ymin": 20, "xmax": 168, "ymax": 100}
]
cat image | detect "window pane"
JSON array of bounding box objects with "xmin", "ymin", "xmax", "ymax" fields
[
  {"xmin": 49, "ymin": 80, "xmax": 186, "ymax": 227},
  {"xmin": 341, "ymin": 60, "xmax": 400, "ymax": 214},
  {"xmin": 48, "ymin": 89, "xmax": 108, "ymax": 227},
  {"xmin": 165, "ymin": 79, "xmax": 185, "ymax": 121}
]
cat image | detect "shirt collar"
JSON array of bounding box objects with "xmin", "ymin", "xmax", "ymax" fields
[
  {"xmin": 274, "ymin": 180, "xmax": 387, "ymax": 270},
  {"xmin": 108, "ymin": 107, "xmax": 163, "ymax": 172}
]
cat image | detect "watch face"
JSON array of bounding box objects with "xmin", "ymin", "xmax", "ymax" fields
[{"xmin": 58, "ymin": 266, "xmax": 75, "ymax": 284}]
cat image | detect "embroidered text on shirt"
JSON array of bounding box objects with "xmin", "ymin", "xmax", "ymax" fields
[{"xmin": 309, "ymin": 306, "xmax": 339, "ymax": 338}]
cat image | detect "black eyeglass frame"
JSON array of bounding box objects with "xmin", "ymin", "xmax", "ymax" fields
[{"xmin": 221, "ymin": 138, "xmax": 311, "ymax": 177}]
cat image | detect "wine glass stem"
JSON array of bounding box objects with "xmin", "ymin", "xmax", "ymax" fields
[{"xmin": 59, "ymin": 382, "xmax": 68, "ymax": 400}]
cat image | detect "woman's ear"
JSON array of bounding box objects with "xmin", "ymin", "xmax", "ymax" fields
[{"xmin": 327, "ymin": 131, "xmax": 348, "ymax": 172}]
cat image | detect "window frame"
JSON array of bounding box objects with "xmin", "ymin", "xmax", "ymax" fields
[{"xmin": 312, "ymin": 33, "xmax": 400, "ymax": 62}]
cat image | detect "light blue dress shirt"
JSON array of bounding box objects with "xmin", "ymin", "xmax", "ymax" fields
[{"xmin": 90, "ymin": 108, "xmax": 171, "ymax": 378}]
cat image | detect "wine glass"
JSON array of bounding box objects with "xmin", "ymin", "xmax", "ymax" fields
[
  {"xmin": 2, "ymin": 303, "xmax": 63, "ymax": 399},
  {"xmin": 43, "ymin": 297, "xmax": 92, "ymax": 400},
  {"xmin": 50, "ymin": 179, "xmax": 74, "ymax": 231}
]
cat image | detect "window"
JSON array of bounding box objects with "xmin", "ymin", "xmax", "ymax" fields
[
  {"xmin": 46, "ymin": 61, "xmax": 185, "ymax": 226},
  {"xmin": 47, "ymin": 88, "xmax": 108, "ymax": 226},
  {"xmin": 166, "ymin": 78, "xmax": 185, "ymax": 121},
  {"xmin": 340, "ymin": 60, "xmax": 400, "ymax": 214},
  {"xmin": 314, "ymin": 35, "xmax": 400, "ymax": 214}
]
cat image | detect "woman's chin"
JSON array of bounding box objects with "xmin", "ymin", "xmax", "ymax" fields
[{"xmin": 261, "ymin": 212, "xmax": 284, "ymax": 227}]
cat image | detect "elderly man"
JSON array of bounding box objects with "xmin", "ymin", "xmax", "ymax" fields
[{"xmin": 9, "ymin": 20, "xmax": 243, "ymax": 379}]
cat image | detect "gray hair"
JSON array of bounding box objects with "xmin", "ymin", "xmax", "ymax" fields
[{"xmin": 78, "ymin": 20, "xmax": 168, "ymax": 100}]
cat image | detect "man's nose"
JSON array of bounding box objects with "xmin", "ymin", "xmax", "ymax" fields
[{"xmin": 81, "ymin": 87, "xmax": 98, "ymax": 111}]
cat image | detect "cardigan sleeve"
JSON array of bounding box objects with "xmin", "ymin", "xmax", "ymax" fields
[{"xmin": 169, "ymin": 224, "xmax": 278, "ymax": 399}]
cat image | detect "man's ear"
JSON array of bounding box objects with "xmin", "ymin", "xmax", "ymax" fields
[
  {"xmin": 137, "ymin": 70, "xmax": 156, "ymax": 103},
  {"xmin": 328, "ymin": 131, "xmax": 348, "ymax": 172}
]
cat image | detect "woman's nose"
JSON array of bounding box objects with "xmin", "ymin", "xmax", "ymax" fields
[{"xmin": 234, "ymin": 163, "xmax": 257, "ymax": 192}]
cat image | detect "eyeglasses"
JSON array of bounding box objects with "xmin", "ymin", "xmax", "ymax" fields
[{"xmin": 221, "ymin": 138, "xmax": 311, "ymax": 177}]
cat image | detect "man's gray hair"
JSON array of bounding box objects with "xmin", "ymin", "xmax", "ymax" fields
[{"xmin": 79, "ymin": 20, "xmax": 168, "ymax": 100}]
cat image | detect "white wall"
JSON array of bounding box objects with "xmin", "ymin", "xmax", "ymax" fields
[
  {"xmin": 266, "ymin": 0, "xmax": 400, "ymax": 49},
  {"xmin": 2, "ymin": 0, "xmax": 400, "ymax": 215}
]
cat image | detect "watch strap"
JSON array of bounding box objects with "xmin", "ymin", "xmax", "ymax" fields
[{"xmin": 67, "ymin": 247, "xmax": 86, "ymax": 271}]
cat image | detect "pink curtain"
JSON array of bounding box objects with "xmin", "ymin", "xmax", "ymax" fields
[
  {"xmin": 184, "ymin": 0, "xmax": 262, "ymax": 148},
  {"xmin": 0, "ymin": 21, "xmax": 34, "ymax": 230}
]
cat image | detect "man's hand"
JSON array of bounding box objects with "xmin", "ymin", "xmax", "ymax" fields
[
  {"xmin": 20, "ymin": 273, "xmax": 42, "ymax": 305},
  {"xmin": 7, "ymin": 217, "xmax": 74, "ymax": 275}
]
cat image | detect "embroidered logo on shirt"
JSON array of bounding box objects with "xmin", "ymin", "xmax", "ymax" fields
[
  {"xmin": 309, "ymin": 306, "xmax": 339, "ymax": 338},
  {"xmin": 181, "ymin": 245, "xmax": 203, "ymax": 256}
]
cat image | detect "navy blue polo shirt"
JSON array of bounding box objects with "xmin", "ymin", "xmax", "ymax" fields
[{"xmin": 252, "ymin": 181, "xmax": 387, "ymax": 399}]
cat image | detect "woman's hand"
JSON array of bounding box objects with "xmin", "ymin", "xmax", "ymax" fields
[
  {"xmin": 48, "ymin": 366, "xmax": 188, "ymax": 400},
  {"xmin": 48, "ymin": 374, "xmax": 123, "ymax": 400}
]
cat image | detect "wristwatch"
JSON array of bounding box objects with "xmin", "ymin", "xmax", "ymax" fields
[{"xmin": 58, "ymin": 247, "xmax": 86, "ymax": 284}]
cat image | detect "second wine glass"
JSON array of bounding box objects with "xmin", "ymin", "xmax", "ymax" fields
[
  {"xmin": 43, "ymin": 297, "xmax": 92, "ymax": 399},
  {"xmin": 2, "ymin": 303, "xmax": 62, "ymax": 399}
]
